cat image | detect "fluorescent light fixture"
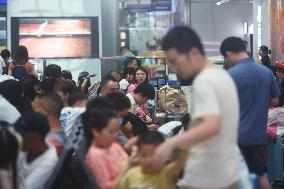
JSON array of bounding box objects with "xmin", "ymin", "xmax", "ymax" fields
[
  {"xmin": 216, "ymin": 0, "xmax": 231, "ymax": 6},
  {"xmin": 243, "ymin": 22, "xmax": 248, "ymax": 34}
]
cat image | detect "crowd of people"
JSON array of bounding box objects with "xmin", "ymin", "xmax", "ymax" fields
[{"xmin": 0, "ymin": 25, "xmax": 283, "ymax": 189}]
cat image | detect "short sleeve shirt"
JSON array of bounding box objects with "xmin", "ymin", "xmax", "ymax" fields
[
  {"xmin": 181, "ymin": 67, "xmax": 240, "ymax": 188},
  {"xmin": 229, "ymin": 58, "xmax": 280, "ymax": 145}
]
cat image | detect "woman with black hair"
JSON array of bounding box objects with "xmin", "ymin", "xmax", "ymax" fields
[
  {"xmin": 82, "ymin": 108, "xmax": 129, "ymax": 189},
  {"xmin": 259, "ymin": 46, "xmax": 272, "ymax": 69},
  {"xmin": 126, "ymin": 67, "xmax": 149, "ymax": 94},
  {"xmin": 8, "ymin": 46, "xmax": 38, "ymax": 80}
]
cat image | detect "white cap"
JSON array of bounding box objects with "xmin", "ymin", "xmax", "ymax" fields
[{"xmin": 0, "ymin": 95, "xmax": 21, "ymax": 124}]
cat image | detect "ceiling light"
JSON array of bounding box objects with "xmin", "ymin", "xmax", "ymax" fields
[{"xmin": 216, "ymin": 0, "xmax": 231, "ymax": 6}]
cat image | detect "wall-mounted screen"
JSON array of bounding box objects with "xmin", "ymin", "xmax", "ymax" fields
[
  {"xmin": 11, "ymin": 17, "xmax": 99, "ymax": 59},
  {"xmin": 0, "ymin": 0, "xmax": 7, "ymax": 4}
]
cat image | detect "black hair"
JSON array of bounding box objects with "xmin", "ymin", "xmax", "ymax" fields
[
  {"xmin": 97, "ymin": 76, "xmax": 118, "ymax": 95},
  {"xmin": 220, "ymin": 37, "xmax": 247, "ymax": 57},
  {"xmin": 121, "ymin": 67, "xmax": 135, "ymax": 79},
  {"xmin": 12, "ymin": 46, "xmax": 29, "ymax": 65},
  {"xmin": 20, "ymin": 74, "xmax": 39, "ymax": 101},
  {"xmin": 39, "ymin": 78, "xmax": 55, "ymax": 94},
  {"xmin": 132, "ymin": 67, "xmax": 149, "ymax": 84},
  {"xmin": 138, "ymin": 131, "xmax": 164, "ymax": 147},
  {"xmin": 106, "ymin": 92, "xmax": 131, "ymax": 111},
  {"xmin": 1, "ymin": 49, "xmax": 11, "ymax": 59},
  {"xmin": 37, "ymin": 93, "xmax": 64, "ymax": 118},
  {"xmin": 81, "ymin": 108, "xmax": 116, "ymax": 148},
  {"xmin": 260, "ymin": 45, "xmax": 271, "ymax": 54},
  {"xmin": 120, "ymin": 46, "xmax": 129, "ymax": 52},
  {"xmin": 105, "ymin": 70, "xmax": 121, "ymax": 82},
  {"xmin": 0, "ymin": 124, "xmax": 19, "ymax": 189},
  {"xmin": 0, "ymin": 79, "xmax": 22, "ymax": 109},
  {"xmin": 61, "ymin": 70, "xmax": 73, "ymax": 80},
  {"xmin": 123, "ymin": 57, "xmax": 141, "ymax": 68},
  {"xmin": 67, "ymin": 91, "xmax": 88, "ymax": 107},
  {"xmin": 87, "ymin": 96, "xmax": 113, "ymax": 110},
  {"xmin": 161, "ymin": 26, "xmax": 205, "ymax": 56},
  {"xmin": 44, "ymin": 64, "xmax": 62, "ymax": 79},
  {"xmin": 133, "ymin": 83, "xmax": 155, "ymax": 100},
  {"xmin": 54, "ymin": 79, "xmax": 75, "ymax": 96}
]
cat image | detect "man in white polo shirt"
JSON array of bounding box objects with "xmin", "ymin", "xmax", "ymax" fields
[{"xmin": 152, "ymin": 26, "xmax": 240, "ymax": 189}]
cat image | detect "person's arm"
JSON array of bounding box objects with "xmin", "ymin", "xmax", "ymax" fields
[
  {"xmin": 100, "ymin": 56, "xmax": 118, "ymax": 61},
  {"xmin": 152, "ymin": 116, "xmax": 220, "ymax": 170},
  {"xmin": 88, "ymin": 80, "xmax": 100, "ymax": 92},
  {"xmin": 153, "ymin": 78, "xmax": 221, "ymax": 170},
  {"xmin": 170, "ymin": 150, "xmax": 189, "ymax": 179}
]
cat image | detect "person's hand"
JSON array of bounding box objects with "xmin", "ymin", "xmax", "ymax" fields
[
  {"xmin": 152, "ymin": 140, "xmax": 175, "ymax": 171},
  {"xmin": 124, "ymin": 136, "xmax": 139, "ymax": 152},
  {"xmin": 147, "ymin": 124, "xmax": 159, "ymax": 131}
]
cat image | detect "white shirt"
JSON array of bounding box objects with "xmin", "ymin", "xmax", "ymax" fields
[
  {"xmin": 180, "ymin": 67, "xmax": 240, "ymax": 188},
  {"xmin": 60, "ymin": 107, "xmax": 86, "ymax": 137},
  {"xmin": 119, "ymin": 79, "xmax": 129, "ymax": 90},
  {"xmin": 126, "ymin": 93, "xmax": 137, "ymax": 114},
  {"xmin": 17, "ymin": 145, "xmax": 58, "ymax": 189},
  {"xmin": 0, "ymin": 95, "xmax": 21, "ymax": 124}
]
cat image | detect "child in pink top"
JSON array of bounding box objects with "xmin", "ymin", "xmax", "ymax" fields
[
  {"xmin": 82, "ymin": 108, "xmax": 129, "ymax": 189},
  {"xmin": 126, "ymin": 67, "xmax": 150, "ymax": 120}
]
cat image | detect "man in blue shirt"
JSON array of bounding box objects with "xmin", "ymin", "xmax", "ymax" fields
[{"xmin": 220, "ymin": 37, "xmax": 280, "ymax": 189}]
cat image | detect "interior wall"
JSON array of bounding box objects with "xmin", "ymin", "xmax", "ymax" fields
[
  {"xmin": 101, "ymin": 0, "xmax": 119, "ymax": 77},
  {"xmin": 190, "ymin": 1, "xmax": 253, "ymax": 56},
  {"xmin": 7, "ymin": 0, "xmax": 102, "ymax": 81}
]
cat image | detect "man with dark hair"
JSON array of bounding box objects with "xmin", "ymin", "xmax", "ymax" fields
[
  {"xmin": 0, "ymin": 49, "xmax": 11, "ymax": 75},
  {"xmin": 32, "ymin": 93, "xmax": 65, "ymax": 155},
  {"xmin": 220, "ymin": 37, "xmax": 280, "ymax": 189},
  {"xmin": 53, "ymin": 78, "xmax": 75, "ymax": 106},
  {"xmin": 44, "ymin": 64, "xmax": 62, "ymax": 79},
  {"xmin": 97, "ymin": 76, "xmax": 120, "ymax": 97},
  {"xmin": 106, "ymin": 92, "xmax": 131, "ymax": 118},
  {"xmin": 15, "ymin": 112, "xmax": 58, "ymax": 189},
  {"xmin": 152, "ymin": 26, "xmax": 241, "ymax": 189}
]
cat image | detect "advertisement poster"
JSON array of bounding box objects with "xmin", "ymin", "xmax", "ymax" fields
[{"xmin": 126, "ymin": 0, "xmax": 172, "ymax": 13}]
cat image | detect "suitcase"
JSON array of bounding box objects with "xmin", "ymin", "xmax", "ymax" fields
[{"xmin": 267, "ymin": 137, "xmax": 284, "ymax": 184}]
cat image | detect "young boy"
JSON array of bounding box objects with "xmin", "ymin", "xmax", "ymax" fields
[{"xmin": 117, "ymin": 132, "xmax": 186, "ymax": 189}]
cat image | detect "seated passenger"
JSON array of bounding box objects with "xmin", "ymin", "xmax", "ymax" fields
[
  {"xmin": 82, "ymin": 108, "xmax": 129, "ymax": 189},
  {"xmin": 15, "ymin": 112, "xmax": 58, "ymax": 189}
]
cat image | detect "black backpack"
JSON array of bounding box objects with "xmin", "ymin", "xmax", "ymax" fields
[{"xmin": 12, "ymin": 66, "xmax": 26, "ymax": 80}]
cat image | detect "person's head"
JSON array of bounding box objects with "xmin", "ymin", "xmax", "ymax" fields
[
  {"xmin": 120, "ymin": 46, "xmax": 130, "ymax": 55},
  {"xmin": 1, "ymin": 49, "xmax": 11, "ymax": 62},
  {"xmin": 137, "ymin": 132, "xmax": 165, "ymax": 173},
  {"xmin": 105, "ymin": 70, "xmax": 121, "ymax": 82},
  {"xmin": 259, "ymin": 45, "xmax": 270, "ymax": 57},
  {"xmin": 133, "ymin": 67, "xmax": 148, "ymax": 84},
  {"xmin": 0, "ymin": 79, "xmax": 22, "ymax": 109},
  {"xmin": 44, "ymin": 64, "xmax": 62, "ymax": 80},
  {"xmin": 133, "ymin": 83, "xmax": 155, "ymax": 105},
  {"xmin": 61, "ymin": 70, "xmax": 73, "ymax": 80},
  {"xmin": 124, "ymin": 57, "xmax": 141, "ymax": 70},
  {"xmin": 162, "ymin": 26, "xmax": 205, "ymax": 80},
  {"xmin": 14, "ymin": 112, "xmax": 49, "ymax": 152},
  {"xmin": 99, "ymin": 77, "xmax": 120, "ymax": 96},
  {"xmin": 53, "ymin": 78, "xmax": 75, "ymax": 104},
  {"xmin": 220, "ymin": 37, "xmax": 248, "ymax": 65},
  {"xmin": 67, "ymin": 91, "xmax": 88, "ymax": 107},
  {"xmin": 32, "ymin": 93, "xmax": 64, "ymax": 120},
  {"xmin": 0, "ymin": 123, "xmax": 21, "ymax": 189},
  {"xmin": 20, "ymin": 74, "xmax": 39, "ymax": 101},
  {"xmin": 106, "ymin": 92, "xmax": 131, "ymax": 117},
  {"xmin": 12, "ymin": 46, "xmax": 29, "ymax": 65},
  {"xmin": 81, "ymin": 108, "xmax": 118, "ymax": 149}
]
